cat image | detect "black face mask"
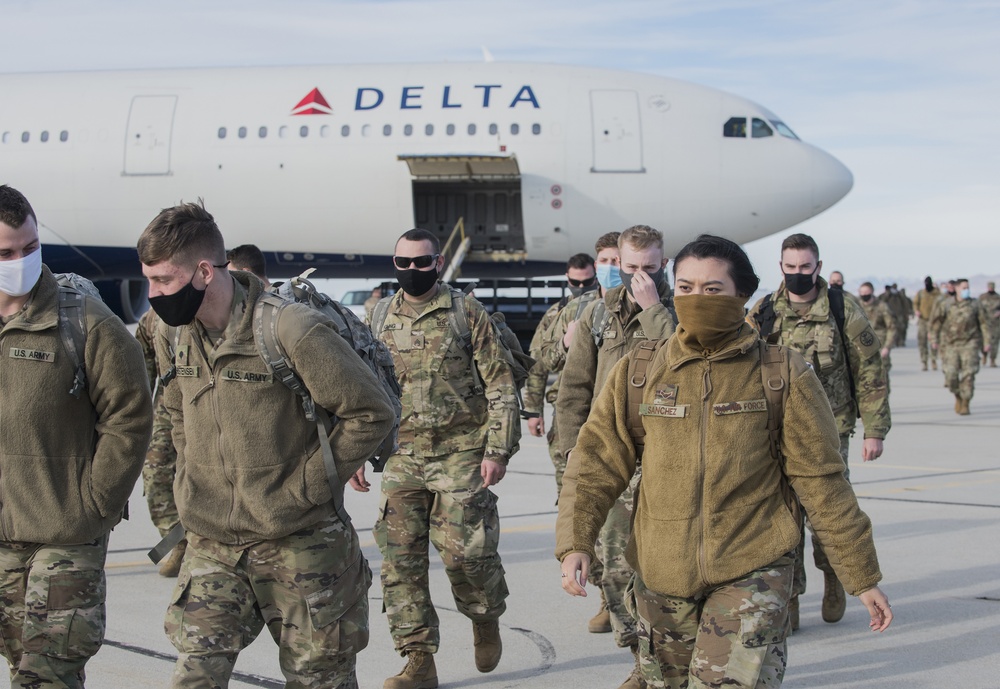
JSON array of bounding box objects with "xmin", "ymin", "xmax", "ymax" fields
[
  {"xmin": 925, "ymin": 277, "xmax": 934, "ymax": 291},
  {"xmin": 829, "ymin": 283, "xmax": 843, "ymax": 291},
  {"xmin": 395, "ymin": 266, "xmax": 440, "ymax": 297},
  {"xmin": 783, "ymin": 267, "xmax": 817, "ymax": 296},
  {"xmin": 569, "ymin": 280, "xmax": 599, "ymax": 299},
  {"xmin": 619, "ymin": 267, "xmax": 665, "ymax": 300},
  {"xmin": 148, "ymin": 273, "xmax": 206, "ymax": 327},
  {"xmin": 860, "ymin": 293, "xmax": 874, "ymax": 302}
]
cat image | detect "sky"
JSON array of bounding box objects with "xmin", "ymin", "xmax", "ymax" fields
[{"xmin": 2, "ymin": 0, "xmax": 998, "ymax": 292}]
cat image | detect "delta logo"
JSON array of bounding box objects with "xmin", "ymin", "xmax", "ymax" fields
[{"xmin": 291, "ymin": 88, "xmax": 332, "ymax": 116}]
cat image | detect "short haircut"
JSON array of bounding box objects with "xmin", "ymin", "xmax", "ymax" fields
[
  {"xmin": 672, "ymin": 233, "xmax": 760, "ymax": 298},
  {"xmin": 227, "ymin": 244, "xmax": 268, "ymax": 280},
  {"xmin": 396, "ymin": 228, "xmax": 440, "ymax": 254},
  {"xmin": 566, "ymin": 253, "xmax": 595, "ymax": 271},
  {"xmin": 619, "ymin": 225, "xmax": 663, "ymax": 252},
  {"xmin": 781, "ymin": 233, "xmax": 820, "ymax": 259},
  {"xmin": 137, "ymin": 201, "xmax": 226, "ymax": 267},
  {"xmin": 956, "ymin": 277, "xmax": 969, "ymax": 284},
  {"xmin": 830, "ymin": 271, "xmax": 844, "ymax": 279},
  {"xmin": 860, "ymin": 281, "xmax": 874, "ymax": 290},
  {"xmin": 594, "ymin": 231, "xmax": 621, "ymax": 254},
  {"xmin": 0, "ymin": 184, "xmax": 37, "ymax": 228}
]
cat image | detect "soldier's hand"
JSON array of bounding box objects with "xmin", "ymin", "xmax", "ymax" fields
[
  {"xmin": 629, "ymin": 270, "xmax": 660, "ymax": 310},
  {"xmin": 880, "ymin": 347, "xmax": 890, "ymax": 358},
  {"xmin": 528, "ymin": 417, "xmax": 545, "ymax": 437},
  {"xmin": 563, "ymin": 319, "xmax": 579, "ymax": 349},
  {"xmin": 560, "ymin": 552, "xmax": 590, "ymax": 596},
  {"xmin": 862, "ymin": 438, "xmax": 884, "ymax": 462},
  {"xmin": 481, "ymin": 459, "xmax": 506, "ymax": 487},
  {"xmin": 858, "ymin": 586, "xmax": 893, "ymax": 632},
  {"xmin": 349, "ymin": 466, "xmax": 371, "ymax": 492}
]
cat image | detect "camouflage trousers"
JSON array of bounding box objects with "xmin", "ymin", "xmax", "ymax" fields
[
  {"xmin": 883, "ymin": 350, "xmax": 892, "ymax": 395},
  {"xmin": 165, "ymin": 515, "xmax": 371, "ymax": 689},
  {"xmin": 598, "ymin": 470, "xmax": 641, "ymax": 648},
  {"xmin": 545, "ymin": 411, "xmax": 568, "ymax": 502},
  {"xmin": 943, "ymin": 342, "xmax": 981, "ymax": 402},
  {"xmin": 792, "ymin": 433, "xmax": 850, "ymax": 597},
  {"xmin": 627, "ymin": 555, "xmax": 793, "ymax": 689},
  {"xmin": 0, "ymin": 534, "xmax": 109, "ymax": 689},
  {"xmin": 375, "ymin": 449, "xmax": 508, "ymax": 655},
  {"xmin": 988, "ymin": 327, "xmax": 999, "ymax": 365},
  {"xmin": 144, "ymin": 402, "xmax": 179, "ymax": 537},
  {"xmin": 917, "ymin": 319, "xmax": 935, "ymax": 366}
]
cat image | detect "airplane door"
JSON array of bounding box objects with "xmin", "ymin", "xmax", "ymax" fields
[
  {"xmin": 123, "ymin": 95, "xmax": 177, "ymax": 175},
  {"xmin": 590, "ymin": 90, "xmax": 645, "ymax": 173}
]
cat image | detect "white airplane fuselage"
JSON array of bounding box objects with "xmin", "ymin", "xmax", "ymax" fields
[{"xmin": 0, "ymin": 62, "xmax": 851, "ymax": 314}]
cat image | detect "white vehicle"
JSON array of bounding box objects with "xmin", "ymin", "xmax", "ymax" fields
[{"xmin": 0, "ymin": 62, "xmax": 852, "ymax": 321}]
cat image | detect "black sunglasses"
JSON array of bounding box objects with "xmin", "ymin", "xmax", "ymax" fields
[
  {"xmin": 393, "ymin": 254, "xmax": 440, "ymax": 269},
  {"xmin": 567, "ymin": 276, "xmax": 597, "ymax": 288}
]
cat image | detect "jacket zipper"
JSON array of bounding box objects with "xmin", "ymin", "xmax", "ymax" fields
[
  {"xmin": 697, "ymin": 360, "xmax": 713, "ymax": 588},
  {"xmin": 191, "ymin": 335, "xmax": 235, "ymax": 541}
]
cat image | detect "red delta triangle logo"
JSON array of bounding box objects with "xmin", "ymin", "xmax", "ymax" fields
[{"xmin": 291, "ymin": 88, "xmax": 332, "ymax": 115}]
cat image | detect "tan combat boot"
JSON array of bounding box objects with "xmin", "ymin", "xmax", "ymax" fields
[
  {"xmin": 617, "ymin": 645, "xmax": 647, "ymax": 689},
  {"xmin": 158, "ymin": 539, "xmax": 187, "ymax": 578},
  {"xmin": 588, "ymin": 591, "xmax": 612, "ymax": 633},
  {"xmin": 921, "ymin": 362, "xmax": 928, "ymax": 371},
  {"xmin": 473, "ymin": 621, "xmax": 502, "ymax": 673},
  {"xmin": 959, "ymin": 399, "xmax": 971, "ymax": 416},
  {"xmin": 788, "ymin": 595, "xmax": 800, "ymax": 632},
  {"xmin": 954, "ymin": 395, "xmax": 963, "ymax": 414},
  {"xmin": 821, "ymin": 571, "xmax": 846, "ymax": 623},
  {"xmin": 384, "ymin": 651, "xmax": 438, "ymax": 689}
]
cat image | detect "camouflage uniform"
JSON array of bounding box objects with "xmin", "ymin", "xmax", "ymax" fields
[
  {"xmin": 930, "ymin": 296, "xmax": 992, "ymax": 404},
  {"xmin": 370, "ymin": 284, "xmax": 519, "ymax": 655},
  {"xmin": 627, "ymin": 555, "xmax": 793, "ymax": 689},
  {"xmin": 912, "ymin": 287, "xmax": 940, "ymax": 369},
  {"xmin": 978, "ymin": 288, "xmax": 1000, "ymax": 366},
  {"xmin": 555, "ymin": 282, "xmax": 676, "ymax": 650},
  {"xmin": 136, "ymin": 310, "xmax": 180, "ymax": 538},
  {"xmin": 748, "ymin": 277, "xmax": 890, "ymax": 597},
  {"xmin": 859, "ymin": 297, "xmax": 897, "ymax": 393},
  {"xmin": 930, "ymin": 293, "xmax": 956, "ymax": 365},
  {"xmin": 880, "ymin": 289, "xmax": 908, "ymax": 347}
]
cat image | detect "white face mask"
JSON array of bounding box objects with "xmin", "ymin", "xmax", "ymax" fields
[{"xmin": 0, "ymin": 248, "xmax": 43, "ymax": 297}]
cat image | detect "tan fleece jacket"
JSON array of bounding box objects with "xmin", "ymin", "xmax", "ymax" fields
[
  {"xmin": 0, "ymin": 266, "xmax": 152, "ymax": 544},
  {"xmin": 156, "ymin": 272, "xmax": 395, "ymax": 545},
  {"xmin": 561, "ymin": 325, "xmax": 883, "ymax": 598}
]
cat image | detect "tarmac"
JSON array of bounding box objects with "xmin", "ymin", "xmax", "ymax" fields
[{"xmin": 12, "ymin": 333, "xmax": 1000, "ymax": 688}]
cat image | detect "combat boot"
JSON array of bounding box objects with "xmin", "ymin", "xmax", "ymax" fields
[
  {"xmin": 959, "ymin": 399, "xmax": 971, "ymax": 416},
  {"xmin": 617, "ymin": 645, "xmax": 647, "ymax": 689},
  {"xmin": 384, "ymin": 651, "xmax": 438, "ymax": 689},
  {"xmin": 932, "ymin": 360, "xmax": 937, "ymax": 370},
  {"xmin": 954, "ymin": 395, "xmax": 963, "ymax": 414},
  {"xmin": 788, "ymin": 595, "xmax": 800, "ymax": 632},
  {"xmin": 991, "ymin": 360, "xmax": 997, "ymax": 368},
  {"xmin": 158, "ymin": 539, "xmax": 187, "ymax": 578},
  {"xmin": 473, "ymin": 621, "xmax": 502, "ymax": 673},
  {"xmin": 588, "ymin": 591, "xmax": 612, "ymax": 633},
  {"xmin": 821, "ymin": 571, "xmax": 846, "ymax": 623},
  {"xmin": 921, "ymin": 362, "xmax": 928, "ymax": 371}
]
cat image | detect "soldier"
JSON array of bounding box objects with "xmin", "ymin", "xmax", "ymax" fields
[
  {"xmin": 857, "ymin": 282, "xmax": 897, "ymax": 393},
  {"xmin": 139, "ymin": 202, "xmax": 395, "ymax": 688},
  {"xmin": 536, "ymin": 231, "xmax": 620, "ymax": 634},
  {"xmin": 931, "ymin": 281, "xmax": 957, "ymax": 375},
  {"xmin": 523, "ymin": 253, "xmax": 598, "ymax": 499},
  {"xmin": 226, "ymin": 243, "xmax": 272, "ymax": 288},
  {"xmin": 930, "ymin": 278, "xmax": 992, "ymax": 415},
  {"xmin": 978, "ymin": 281, "xmax": 1000, "ymax": 367},
  {"xmin": 748, "ymin": 233, "xmax": 890, "ymax": 631},
  {"xmin": 560, "ymin": 234, "xmax": 892, "ymax": 689},
  {"xmin": 898, "ymin": 286, "xmax": 913, "ymax": 345},
  {"xmin": 880, "ymin": 285, "xmax": 908, "ymax": 347},
  {"xmin": 357, "ymin": 228, "xmax": 520, "ymax": 689},
  {"xmin": 912, "ymin": 276, "xmax": 940, "ymax": 371},
  {"xmin": 0, "ymin": 184, "xmax": 152, "ymax": 687},
  {"xmin": 555, "ymin": 225, "xmax": 677, "ymax": 689},
  {"xmin": 828, "ymin": 270, "xmax": 845, "ymax": 289}
]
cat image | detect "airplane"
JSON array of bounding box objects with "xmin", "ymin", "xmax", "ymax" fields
[{"xmin": 0, "ymin": 62, "xmax": 853, "ymax": 322}]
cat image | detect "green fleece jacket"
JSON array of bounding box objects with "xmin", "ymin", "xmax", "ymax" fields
[
  {"xmin": 0, "ymin": 266, "xmax": 152, "ymax": 544},
  {"xmin": 563, "ymin": 324, "xmax": 883, "ymax": 598},
  {"xmin": 156, "ymin": 272, "xmax": 395, "ymax": 545}
]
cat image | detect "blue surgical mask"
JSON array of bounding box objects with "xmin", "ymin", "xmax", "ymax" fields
[
  {"xmin": 960, "ymin": 288, "xmax": 971, "ymax": 300},
  {"xmin": 596, "ymin": 263, "xmax": 622, "ymax": 291}
]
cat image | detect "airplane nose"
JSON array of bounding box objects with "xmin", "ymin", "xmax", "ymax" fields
[{"xmin": 811, "ymin": 147, "xmax": 853, "ymax": 213}]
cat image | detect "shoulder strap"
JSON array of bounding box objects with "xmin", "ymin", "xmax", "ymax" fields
[
  {"xmin": 253, "ymin": 294, "xmax": 351, "ymax": 525},
  {"xmin": 590, "ymin": 300, "xmax": 609, "ymax": 346},
  {"xmin": 753, "ymin": 293, "xmax": 778, "ymax": 343},
  {"xmin": 370, "ymin": 296, "xmax": 392, "ymax": 336},
  {"xmin": 57, "ymin": 288, "xmax": 88, "ymax": 398},
  {"xmin": 625, "ymin": 339, "xmax": 669, "ymax": 460},
  {"xmin": 448, "ymin": 289, "xmax": 485, "ymax": 395},
  {"xmin": 826, "ymin": 288, "xmax": 858, "ymax": 414},
  {"xmin": 575, "ymin": 289, "xmax": 598, "ymax": 321}
]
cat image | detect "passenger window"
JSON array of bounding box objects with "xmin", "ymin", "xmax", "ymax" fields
[
  {"xmin": 532, "ymin": 123, "xmax": 541, "ymax": 135},
  {"xmin": 468, "ymin": 123, "xmax": 477, "ymax": 135},
  {"xmin": 362, "ymin": 125, "xmax": 371, "ymax": 137},
  {"xmin": 238, "ymin": 126, "xmax": 247, "ymax": 139},
  {"xmin": 383, "ymin": 124, "xmax": 392, "ymax": 136},
  {"xmin": 218, "ymin": 127, "xmax": 227, "ymax": 139},
  {"xmin": 259, "ymin": 126, "xmax": 268, "ymax": 138},
  {"xmin": 341, "ymin": 125, "xmax": 350, "ymax": 137},
  {"xmin": 21, "ymin": 131, "xmax": 29, "ymax": 143},
  {"xmin": 510, "ymin": 123, "xmax": 520, "ymax": 135},
  {"xmin": 320, "ymin": 125, "xmax": 330, "ymax": 137},
  {"xmin": 2, "ymin": 132, "xmax": 9, "ymax": 144},
  {"xmin": 425, "ymin": 124, "xmax": 434, "ymax": 136},
  {"xmin": 299, "ymin": 125, "xmax": 309, "ymax": 138},
  {"xmin": 489, "ymin": 123, "xmax": 498, "ymax": 135},
  {"xmin": 40, "ymin": 131, "xmax": 49, "ymax": 143},
  {"xmin": 752, "ymin": 118, "xmax": 773, "ymax": 138},
  {"xmin": 723, "ymin": 117, "xmax": 746, "ymax": 138},
  {"xmin": 446, "ymin": 124, "xmax": 455, "ymax": 136},
  {"xmin": 60, "ymin": 130, "xmax": 69, "ymax": 142},
  {"xmin": 404, "ymin": 124, "xmax": 413, "ymax": 136}
]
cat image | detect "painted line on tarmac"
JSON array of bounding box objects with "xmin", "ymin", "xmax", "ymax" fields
[
  {"xmin": 853, "ymin": 466, "xmax": 1000, "ymax": 485},
  {"xmin": 102, "ymin": 639, "xmax": 283, "ymax": 688},
  {"xmin": 857, "ymin": 495, "xmax": 1000, "ymax": 508}
]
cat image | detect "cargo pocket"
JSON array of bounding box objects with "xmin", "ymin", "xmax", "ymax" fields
[
  {"xmin": 22, "ymin": 569, "xmax": 106, "ymax": 659},
  {"xmin": 724, "ymin": 605, "xmax": 788, "ymax": 686},
  {"xmin": 305, "ymin": 556, "xmax": 373, "ymax": 655},
  {"xmin": 163, "ymin": 570, "xmax": 193, "ymax": 652},
  {"xmin": 462, "ymin": 488, "xmax": 499, "ymax": 560}
]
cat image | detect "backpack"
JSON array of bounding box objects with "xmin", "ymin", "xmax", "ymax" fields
[
  {"xmin": 752, "ymin": 288, "xmax": 858, "ymax": 418},
  {"xmin": 52, "ymin": 273, "xmax": 102, "ymax": 398},
  {"xmin": 369, "ymin": 285, "xmax": 535, "ymax": 406},
  {"xmin": 624, "ymin": 338, "xmax": 801, "ymax": 524}
]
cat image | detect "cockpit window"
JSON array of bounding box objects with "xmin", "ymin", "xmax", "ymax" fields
[
  {"xmin": 723, "ymin": 117, "xmax": 747, "ymax": 138},
  {"xmin": 752, "ymin": 118, "xmax": 773, "ymax": 138},
  {"xmin": 769, "ymin": 120, "xmax": 799, "ymax": 140}
]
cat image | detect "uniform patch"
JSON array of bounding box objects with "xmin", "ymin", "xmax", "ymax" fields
[
  {"xmin": 713, "ymin": 399, "xmax": 768, "ymax": 415},
  {"xmin": 654, "ymin": 386, "xmax": 678, "ymax": 405},
  {"xmin": 175, "ymin": 365, "xmax": 201, "ymax": 377},
  {"xmin": 603, "ymin": 329, "xmax": 617, "ymax": 339},
  {"xmin": 221, "ymin": 368, "xmax": 273, "ymax": 383},
  {"xmin": 633, "ymin": 330, "xmax": 646, "ymax": 339},
  {"xmin": 860, "ymin": 330, "xmax": 875, "ymax": 347},
  {"xmin": 175, "ymin": 345, "xmax": 190, "ymax": 364},
  {"xmin": 640, "ymin": 403, "xmax": 688, "ymax": 418},
  {"xmin": 9, "ymin": 347, "xmax": 55, "ymax": 362},
  {"xmin": 384, "ymin": 322, "xmax": 402, "ymax": 330}
]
